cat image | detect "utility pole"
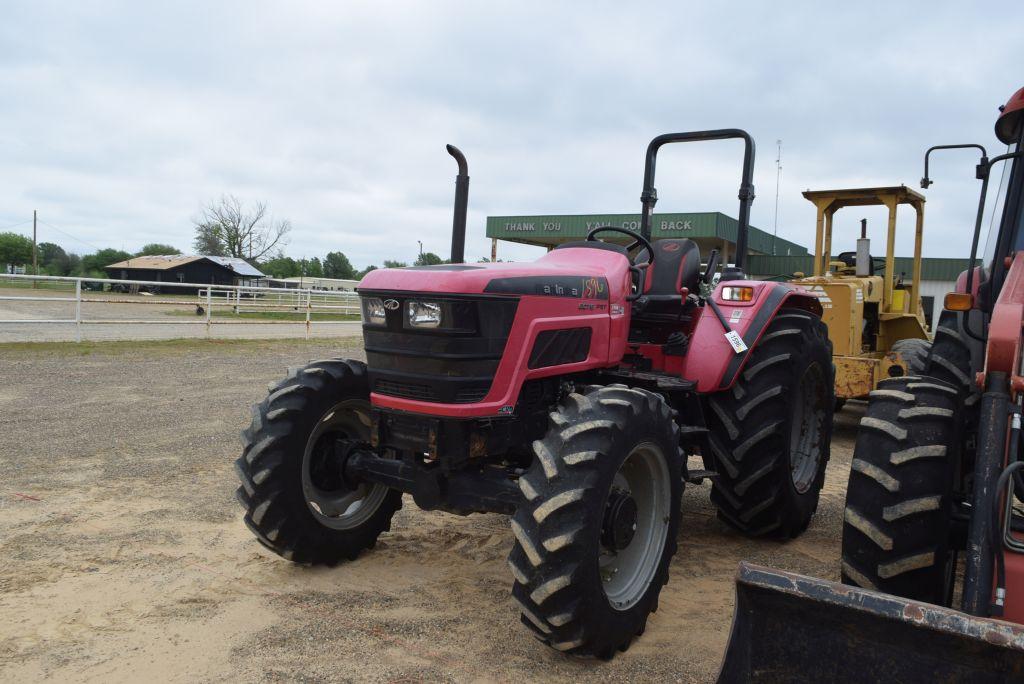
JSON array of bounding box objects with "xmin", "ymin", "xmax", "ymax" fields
[
  {"xmin": 772, "ymin": 140, "xmax": 782, "ymax": 256},
  {"xmin": 32, "ymin": 210, "xmax": 38, "ymax": 288}
]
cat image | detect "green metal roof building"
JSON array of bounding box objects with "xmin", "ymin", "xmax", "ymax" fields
[
  {"xmin": 746, "ymin": 255, "xmax": 976, "ymax": 281},
  {"xmin": 486, "ymin": 212, "xmax": 971, "ymax": 283},
  {"xmin": 486, "ymin": 212, "xmax": 808, "ymax": 265},
  {"xmin": 487, "ymin": 210, "xmax": 973, "ymax": 328}
]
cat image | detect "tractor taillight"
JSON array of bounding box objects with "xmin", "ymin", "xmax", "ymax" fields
[{"xmin": 721, "ymin": 286, "xmax": 754, "ymax": 302}]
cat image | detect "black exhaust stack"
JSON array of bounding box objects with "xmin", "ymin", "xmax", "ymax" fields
[{"xmin": 447, "ymin": 144, "xmax": 469, "ymax": 264}]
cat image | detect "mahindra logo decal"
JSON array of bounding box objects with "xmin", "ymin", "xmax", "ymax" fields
[{"xmin": 383, "ymin": 299, "xmax": 400, "ymax": 311}]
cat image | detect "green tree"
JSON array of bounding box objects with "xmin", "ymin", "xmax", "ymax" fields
[
  {"xmin": 382, "ymin": 260, "xmax": 407, "ymax": 269},
  {"xmin": 300, "ymin": 257, "xmax": 323, "ymax": 278},
  {"xmin": 137, "ymin": 243, "xmax": 181, "ymax": 256},
  {"xmin": 260, "ymin": 255, "xmax": 301, "ymax": 278},
  {"xmin": 38, "ymin": 242, "xmax": 73, "ymax": 275},
  {"xmin": 81, "ymin": 248, "xmax": 133, "ymax": 273},
  {"xmin": 0, "ymin": 232, "xmax": 33, "ymax": 268},
  {"xmin": 323, "ymin": 251, "xmax": 356, "ymax": 279},
  {"xmin": 193, "ymin": 223, "xmax": 227, "ymax": 256},
  {"xmin": 356, "ymin": 265, "xmax": 377, "ymax": 279},
  {"xmin": 414, "ymin": 252, "xmax": 444, "ymax": 266},
  {"xmin": 66, "ymin": 253, "xmax": 82, "ymax": 276},
  {"xmin": 260, "ymin": 254, "xmax": 299, "ymax": 278}
]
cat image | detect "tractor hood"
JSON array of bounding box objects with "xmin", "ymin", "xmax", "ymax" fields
[{"xmin": 358, "ymin": 247, "xmax": 632, "ymax": 299}]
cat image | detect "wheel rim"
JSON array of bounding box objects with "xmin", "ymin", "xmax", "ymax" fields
[
  {"xmin": 599, "ymin": 442, "xmax": 671, "ymax": 611},
  {"xmin": 301, "ymin": 399, "xmax": 390, "ymax": 530},
  {"xmin": 790, "ymin": 365, "xmax": 827, "ymax": 494}
]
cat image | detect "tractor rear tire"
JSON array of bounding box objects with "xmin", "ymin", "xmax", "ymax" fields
[
  {"xmin": 891, "ymin": 338, "xmax": 931, "ymax": 375},
  {"xmin": 705, "ymin": 308, "xmax": 834, "ymax": 538},
  {"xmin": 840, "ymin": 376, "xmax": 958, "ymax": 604},
  {"xmin": 234, "ymin": 359, "xmax": 402, "ymax": 565},
  {"xmin": 508, "ymin": 385, "xmax": 682, "ymax": 658},
  {"xmin": 925, "ymin": 311, "xmax": 980, "ymax": 406}
]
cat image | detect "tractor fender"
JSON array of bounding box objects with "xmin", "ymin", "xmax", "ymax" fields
[{"xmin": 682, "ymin": 281, "xmax": 822, "ymax": 393}]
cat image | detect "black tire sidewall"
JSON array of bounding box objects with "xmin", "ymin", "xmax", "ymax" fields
[
  {"xmin": 237, "ymin": 360, "xmax": 402, "ymax": 564},
  {"xmin": 779, "ymin": 348, "xmax": 833, "ymax": 524},
  {"xmin": 574, "ymin": 410, "xmax": 682, "ymax": 650}
]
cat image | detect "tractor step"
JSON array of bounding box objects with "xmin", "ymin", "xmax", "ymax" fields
[
  {"xmin": 597, "ymin": 368, "xmax": 696, "ymax": 393},
  {"xmin": 685, "ymin": 468, "xmax": 718, "ymax": 484}
]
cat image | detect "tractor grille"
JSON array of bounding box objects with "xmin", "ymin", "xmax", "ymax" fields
[
  {"xmin": 361, "ymin": 293, "xmax": 519, "ymax": 405},
  {"xmin": 374, "ymin": 379, "xmax": 434, "ymax": 401}
]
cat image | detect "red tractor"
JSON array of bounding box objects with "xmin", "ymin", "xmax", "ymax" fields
[
  {"xmin": 235, "ymin": 131, "xmax": 834, "ymax": 657},
  {"xmin": 719, "ymin": 87, "xmax": 1024, "ymax": 680}
]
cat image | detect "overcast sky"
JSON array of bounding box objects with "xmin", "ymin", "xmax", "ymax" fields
[{"xmin": 1, "ymin": 1, "xmax": 1021, "ymax": 269}]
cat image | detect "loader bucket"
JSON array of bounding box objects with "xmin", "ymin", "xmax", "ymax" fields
[{"xmin": 717, "ymin": 562, "xmax": 1024, "ymax": 683}]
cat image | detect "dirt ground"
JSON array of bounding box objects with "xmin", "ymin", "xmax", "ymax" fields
[{"xmin": 0, "ymin": 337, "xmax": 862, "ymax": 682}]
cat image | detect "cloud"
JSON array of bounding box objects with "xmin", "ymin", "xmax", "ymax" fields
[{"xmin": 0, "ymin": 1, "xmax": 1020, "ymax": 267}]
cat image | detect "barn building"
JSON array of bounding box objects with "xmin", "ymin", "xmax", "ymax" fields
[{"xmin": 104, "ymin": 255, "xmax": 266, "ymax": 292}]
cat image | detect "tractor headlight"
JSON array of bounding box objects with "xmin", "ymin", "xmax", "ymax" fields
[
  {"xmin": 361, "ymin": 297, "xmax": 387, "ymax": 325},
  {"xmin": 407, "ymin": 300, "xmax": 442, "ymax": 328}
]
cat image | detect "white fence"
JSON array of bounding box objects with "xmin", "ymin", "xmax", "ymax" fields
[{"xmin": 0, "ymin": 273, "xmax": 362, "ymax": 342}]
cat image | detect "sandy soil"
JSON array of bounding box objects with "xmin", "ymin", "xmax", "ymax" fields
[
  {"xmin": 0, "ymin": 338, "xmax": 861, "ymax": 682},
  {"xmin": 0, "ymin": 287, "xmax": 361, "ymax": 342}
]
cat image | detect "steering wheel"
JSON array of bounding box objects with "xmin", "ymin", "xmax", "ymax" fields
[
  {"xmin": 586, "ymin": 226, "xmax": 655, "ymax": 267},
  {"xmin": 586, "ymin": 226, "xmax": 654, "ymax": 301}
]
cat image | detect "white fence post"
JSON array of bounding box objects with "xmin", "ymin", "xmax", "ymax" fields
[
  {"xmin": 205, "ymin": 287, "xmax": 212, "ymax": 337},
  {"xmin": 75, "ymin": 279, "xmax": 82, "ymax": 343},
  {"xmin": 305, "ymin": 289, "xmax": 311, "ymax": 340}
]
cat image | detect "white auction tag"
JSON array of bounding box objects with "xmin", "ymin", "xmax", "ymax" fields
[{"xmin": 725, "ymin": 330, "xmax": 748, "ymax": 354}]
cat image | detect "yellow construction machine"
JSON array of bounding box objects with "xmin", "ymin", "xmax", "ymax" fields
[{"xmin": 790, "ymin": 186, "xmax": 930, "ymax": 406}]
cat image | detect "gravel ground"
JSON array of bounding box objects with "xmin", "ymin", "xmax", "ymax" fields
[
  {"xmin": 0, "ymin": 287, "xmax": 361, "ymax": 342},
  {"xmin": 0, "ymin": 338, "xmax": 862, "ymax": 682}
]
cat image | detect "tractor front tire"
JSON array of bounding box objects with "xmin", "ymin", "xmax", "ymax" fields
[
  {"xmin": 235, "ymin": 359, "xmax": 402, "ymax": 565},
  {"xmin": 705, "ymin": 308, "xmax": 834, "ymax": 538},
  {"xmin": 841, "ymin": 376, "xmax": 958, "ymax": 604},
  {"xmin": 508, "ymin": 385, "xmax": 682, "ymax": 658}
]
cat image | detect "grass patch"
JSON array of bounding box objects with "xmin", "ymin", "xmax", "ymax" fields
[
  {"xmin": 0, "ymin": 279, "xmax": 76, "ymax": 291},
  {"xmin": 163, "ymin": 309, "xmax": 361, "ymax": 322},
  {"xmin": 0, "ymin": 336, "xmax": 365, "ymax": 357}
]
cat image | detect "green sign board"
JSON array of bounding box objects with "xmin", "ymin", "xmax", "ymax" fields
[{"xmin": 486, "ymin": 212, "xmax": 808, "ymax": 256}]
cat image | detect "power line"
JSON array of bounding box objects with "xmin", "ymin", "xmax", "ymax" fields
[
  {"xmin": 0, "ymin": 219, "xmax": 32, "ymax": 231},
  {"xmin": 38, "ymin": 219, "xmax": 104, "ymax": 252}
]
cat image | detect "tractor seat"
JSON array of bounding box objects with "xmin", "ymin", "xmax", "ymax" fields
[
  {"xmin": 836, "ymin": 250, "xmax": 878, "ymax": 276},
  {"xmin": 633, "ymin": 239, "xmax": 701, "ymax": 319}
]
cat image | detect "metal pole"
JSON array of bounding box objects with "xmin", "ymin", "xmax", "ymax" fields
[
  {"xmin": 75, "ymin": 278, "xmax": 82, "ymax": 343},
  {"xmin": 773, "ymin": 140, "xmax": 781, "ymax": 256},
  {"xmin": 205, "ymin": 287, "xmax": 212, "ymax": 337},
  {"xmin": 32, "ymin": 210, "xmax": 37, "ymax": 288},
  {"xmin": 491, "ymin": 238, "xmax": 497, "ymax": 263}
]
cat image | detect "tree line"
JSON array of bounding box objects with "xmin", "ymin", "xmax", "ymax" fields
[
  {"xmin": 1, "ymin": 195, "xmax": 456, "ymax": 281},
  {"xmin": 0, "ymin": 233, "xmax": 184, "ymax": 278}
]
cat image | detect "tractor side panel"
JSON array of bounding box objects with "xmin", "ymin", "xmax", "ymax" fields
[{"xmin": 682, "ymin": 281, "xmax": 821, "ymax": 393}]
